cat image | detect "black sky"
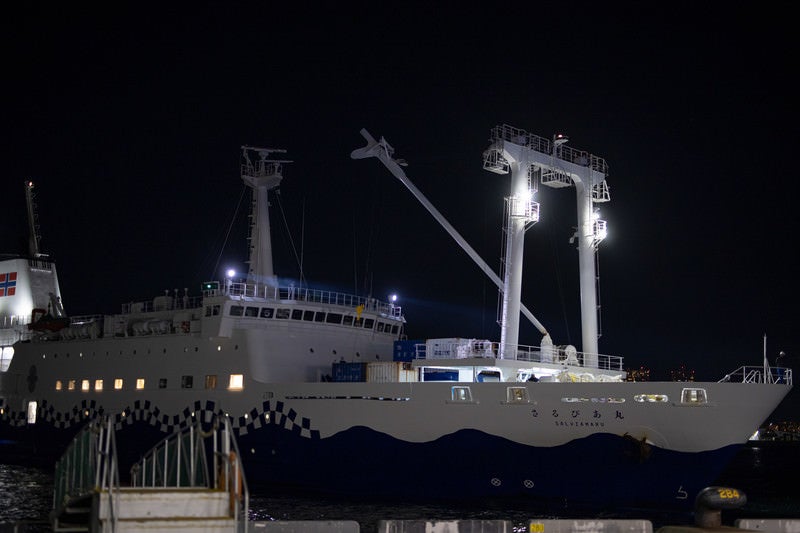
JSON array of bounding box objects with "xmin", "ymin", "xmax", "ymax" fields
[{"xmin": 2, "ymin": 3, "xmax": 797, "ymax": 419}]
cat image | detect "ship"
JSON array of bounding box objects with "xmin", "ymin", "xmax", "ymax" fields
[{"xmin": 0, "ymin": 125, "xmax": 792, "ymax": 510}]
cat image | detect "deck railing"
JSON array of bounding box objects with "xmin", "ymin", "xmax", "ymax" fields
[
  {"xmin": 719, "ymin": 365, "xmax": 793, "ymax": 385},
  {"xmin": 225, "ymin": 281, "xmax": 402, "ymax": 318},
  {"xmin": 121, "ymin": 282, "xmax": 403, "ymax": 319},
  {"xmin": 413, "ymin": 340, "xmax": 624, "ymax": 371}
]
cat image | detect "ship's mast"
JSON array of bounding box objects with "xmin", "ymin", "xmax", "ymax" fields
[
  {"xmin": 484, "ymin": 125, "xmax": 609, "ymax": 361},
  {"xmin": 25, "ymin": 180, "xmax": 46, "ymax": 259},
  {"xmin": 240, "ymin": 146, "xmax": 291, "ymax": 287}
]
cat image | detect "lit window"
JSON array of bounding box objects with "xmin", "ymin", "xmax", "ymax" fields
[
  {"xmin": 55, "ymin": 380, "xmax": 63, "ymax": 391},
  {"xmin": 451, "ymin": 386, "xmax": 472, "ymax": 402},
  {"xmin": 27, "ymin": 401, "xmax": 37, "ymax": 424},
  {"xmin": 95, "ymin": 379, "xmax": 103, "ymax": 391},
  {"xmin": 681, "ymin": 388, "xmax": 708, "ymax": 404},
  {"xmin": 228, "ymin": 374, "xmax": 244, "ymax": 390},
  {"xmin": 68, "ymin": 380, "xmax": 76, "ymax": 391},
  {"xmin": 205, "ymin": 375, "xmax": 217, "ymax": 389},
  {"xmin": 136, "ymin": 378, "xmax": 145, "ymax": 390},
  {"xmin": 634, "ymin": 394, "xmax": 669, "ymax": 403},
  {"xmin": 114, "ymin": 379, "xmax": 123, "ymax": 390},
  {"xmin": 506, "ymin": 387, "xmax": 529, "ymax": 403},
  {"xmin": 81, "ymin": 379, "xmax": 90, "ymax": 392}
]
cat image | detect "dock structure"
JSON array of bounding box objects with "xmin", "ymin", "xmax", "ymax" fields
[{"xmin": 50, "ymin": 415, "xmax": 248, "ymax": 533}]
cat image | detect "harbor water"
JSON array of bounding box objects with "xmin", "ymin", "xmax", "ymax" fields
[{"xmin": 2, "ymin": 442, "xmax": 798, "ymax": 532}]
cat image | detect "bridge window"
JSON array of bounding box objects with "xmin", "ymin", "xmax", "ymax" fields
[
  {"xmin": 260, "ymin": 307, "xmax": 274, "ymax": 318},
  {"xmin": 343, "ymin": 315, "xmax": 354, "ymax": 326},
  {"xmin": 136, "ymin": 378, "xmax": 145, "ymax": 390},
  {"xmin": 363, "ymin": 318, "xmax": 374, "ymax": 329},
  {"xmin": 276, "ymin": 308, "xmax": 290, "ymax": 319},
  {"xmin": 94, "ymin": 379, "xmax": 103, "ymax": 391},
  {"xmin": 291, "ymin": 309, "xmax": 303, "ymax": 320},
  {"xmin": 377, "ymin": 322, "xmax": 385, "ymax": 332},
  {"xmin": 230, "ymin": 305, "xmax": 244, "ymax": 317},
  {"xmin": 314, "ymin": 311, "xmax": 326, "ymax": 322},
  {"xmin": 114, "ymin": 379, "xmax": 123, "ymax": 390},
  {"xmin": 391, "ymin": 325, "xmax": 399, "ymax": 335},
  {"xmin": 81, "ymin": 379, "xmax": 90, "ymax": 392},
  {"xmin": 326, "ymin": 313, "xmax": 343, "ymax": 324},
  {"xmin": 245, "ymin": 306, "xmax": 259, "ymax": 317},
  {"xmin": 303, "ymin": 310, "xmax": 315, "ymax": 321}
]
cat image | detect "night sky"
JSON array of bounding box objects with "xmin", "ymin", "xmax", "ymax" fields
[{"xmin": 2, "ymin": 4, "xmax": 797, "ymax": 419}]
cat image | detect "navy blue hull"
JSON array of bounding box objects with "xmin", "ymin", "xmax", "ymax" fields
[
  {"xmin": 237, "ymin": 425, "xmax": 741, "ymax": 510},
  {"xmin": 1, "ymin": 414, "xmax": 741, "ymax": 510}
]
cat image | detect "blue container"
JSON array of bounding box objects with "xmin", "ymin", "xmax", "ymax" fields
[
  {"xmin": 332, "ymin": 362, "xmax": 367, "ymax": 382},
  {"xmin": 423, "ymin": 368, "xmax": 459, "ymax": 381},
  {"xmin": 393, "ymin": 339, "xmax": 422, "ymax": 362}
]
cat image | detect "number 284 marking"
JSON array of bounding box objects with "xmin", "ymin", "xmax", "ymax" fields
[{"xmin": 717, "ymin": 488, "xmax": 740, "ymax": 499}]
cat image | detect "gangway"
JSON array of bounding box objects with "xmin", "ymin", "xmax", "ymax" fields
[{"xmin": 50, "ymin": 415, "xmax": 248, "ymax": 533}]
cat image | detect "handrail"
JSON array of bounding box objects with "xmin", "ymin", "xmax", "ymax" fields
[
  {"xmin": 52, "ymin": 415, "xmax": 119, "ymax": 532},
  {"xmin": 130, "ymin": 414, "xmax": 249, "ymax": 532},
  {"xmin": 122, "ymin": 281, "xmax": 403, "ymax": 319},
  {"xmin": 130, "ymin": 419, "xmax": 210, "ymax": 488},
  {"xmin": 413, "ymin": 340, "xmax": 624, "ymax": 371},
  {"xmin": 719, "ymin": 365, "xmax": 793, "ymax": 385}
]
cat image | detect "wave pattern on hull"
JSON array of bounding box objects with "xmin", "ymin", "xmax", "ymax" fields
[{"xmin": 1, "ymin": 398, "xmax": 741, "ymax": 510}]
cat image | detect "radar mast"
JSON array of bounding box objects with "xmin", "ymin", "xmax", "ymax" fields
[{"xmin": 240, "ymin": 146, "xmax": 291, "ymax": 288}]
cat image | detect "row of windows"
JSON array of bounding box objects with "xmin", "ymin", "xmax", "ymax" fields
[
  {"xmin": 451, "ymin": 387, "xmax": 708, "ymax": 404},
  {"xmin": 226, "ymin": 305, "xmax": 401, "ymax": 335},
  {"xmin": 54, "ymin": 374, "xmax": 245, "ymax": 392},
  {"xmin": 42, "ymin": 344, "xmax": 238, "ymax": 360}
]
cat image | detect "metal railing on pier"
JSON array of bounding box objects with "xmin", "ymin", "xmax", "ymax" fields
[
  {"xmin": 52, "ymin": 415, "xmax": 120, "ymax": 531},
  {"xmin": 130, "ymin": 414, "xmax": 249, "ymax": 532}
]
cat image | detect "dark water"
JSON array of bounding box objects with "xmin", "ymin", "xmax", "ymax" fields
[{"xmin": 2, "ymin": 442, "xmax": 799, "ymax": 532}]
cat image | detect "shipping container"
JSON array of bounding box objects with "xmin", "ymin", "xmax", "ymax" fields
[
  {"xmin": 393, "ymin": 339, "xmax": 422, "ymax": 362},
  {"xmin": 332, "ymin": 362, "xmax": 367, "ymax": 382},
  {"xmin": 367, "ymin": 361, "xmax": 418, "ymax": 383}
]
